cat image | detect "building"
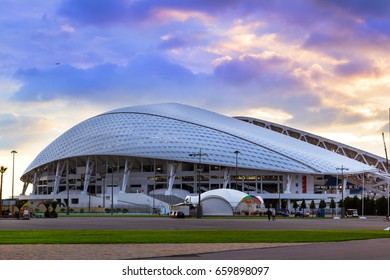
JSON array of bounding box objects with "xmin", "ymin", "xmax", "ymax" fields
[{"xmin": 19, "ymin": 103, "xmax": 389, "ymax": 215}]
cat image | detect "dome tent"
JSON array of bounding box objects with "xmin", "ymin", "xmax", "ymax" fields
[{"xmin": 187, "ymin": 189, "xmax": 264, "ymax": 216}]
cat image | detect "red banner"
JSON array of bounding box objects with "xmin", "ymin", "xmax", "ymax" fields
[{"xmin": 302, "ymin": 176, "xmax": 307, "ymax": 193}]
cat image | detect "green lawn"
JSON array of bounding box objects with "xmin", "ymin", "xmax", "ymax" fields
[{"xmin": 0, "ymin": 229, "xmax": 388, "ymax": 244}]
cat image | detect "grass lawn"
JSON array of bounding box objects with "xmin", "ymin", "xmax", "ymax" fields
[{"xmin": 0, "ymin": 229, "xmax": 388, "ymax": 244}]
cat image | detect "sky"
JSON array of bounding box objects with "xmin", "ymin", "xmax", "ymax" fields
[{"xmin": 0, "ymin": 0, "xmax": 389, "ymax": 198}]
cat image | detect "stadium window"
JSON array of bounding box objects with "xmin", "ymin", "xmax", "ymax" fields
[{"xmin": 210, "ymin": 165, "xmax": 220, "ymax": 171}]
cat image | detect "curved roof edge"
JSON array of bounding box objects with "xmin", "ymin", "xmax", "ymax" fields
[
  {"xmin": 102, "ymin": 103, "xmax": 377, "ymax": 174},
  {"xmin": 236, "ymin": 116, "xmax": 388, "ymax": 173}
]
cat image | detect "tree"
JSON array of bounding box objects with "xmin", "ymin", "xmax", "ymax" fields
[
  {"xmin": 300, "ymin": 199, "xmax": 307, "ymax": 217},
  {"xmin": 318, "ymin": 199, "xmax": 327, "ymax": 218},
  {"xmin": 51, "ymin": 200, "xmax": 58, "ymax": 218},
  {"xmin": 37, "ymin": 200, "xmax": 58, "ymax": 218},
  {"xmin": 329, "ymin": 199, "xmax": 336, "ymax": 218},
  {"xmin": 376, "ymin": 196, "xmax": 388, "ymax": 216},
  {"xmin": 293, "ymin": 201, "xmax": 299, "ymax": 213},
  {"xmin": 309, "ymin": 200, "xmax": 316, "ymax": 217},
  {"xmin": 0, "ymin": 166, "xmax": 8, "ymax": 216},
  {"xmin": 319, "ymin": 199, "xmax": 327, "ymax": 209}
]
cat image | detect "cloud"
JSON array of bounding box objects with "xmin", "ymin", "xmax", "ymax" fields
[
  {"xmin": 58, "ymin": 0, "xmax": 225, "ymax": 26},
  {"xmin": 12, "ymin": 54, "xmax": 196, "ymax": 101},
  {"xmin": 311, "ymin": 0, "xmax": 390, "ymax": 18},
  {"xmin": 213, "ymin": 52, "xmax": 291, "ymax": 85},
  {"xmin": 335, "ymin": 59, "xmax": 381, "ymax": 78},
  {"xmin": 0, "ymin": 112, "xmax": 55, "ymax": 150},
  {"xmin": 158, "ymin": 35, "xmax": 187, "ymax": 50},
  {"xmin": 58, "ymin": 0, "xmax": 145, "ymax": 26}
]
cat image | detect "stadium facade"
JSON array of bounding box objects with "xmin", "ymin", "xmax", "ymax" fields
[{"xmin": 19, "ymin": 103, "xmax": 389, "ymax": 215}]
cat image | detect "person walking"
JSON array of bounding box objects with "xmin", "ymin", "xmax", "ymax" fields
[
  {"xmin": 266, "ymin": 208, "xmax": 271, "ymax": 221},
  {"xmin": 271, "ymin": 208, "xmax": 276, "ymax": 221}
]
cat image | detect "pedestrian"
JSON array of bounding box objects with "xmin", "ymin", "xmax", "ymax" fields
[
  {"xmin": 271, "ymin": 208, "xmax": 276, "ymax": 221},
  {"xmin": 266, "ymin": 208, "xmax": 271, "ymax": 221}
]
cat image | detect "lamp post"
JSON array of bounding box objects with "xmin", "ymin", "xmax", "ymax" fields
[
  {"xmin": 11, "ymin": 150, "xmax": 17, "ymax": 200},
  {"xmin": 103, "ymin": 161, "xmax": 116, "ymax": 215},
  {"xmin": 361, "ymin": 170, "xmax": 365, "ymax": 218},
  {"xmin": 111, "ymin": 166, "xmax": 115, "ymax": 216},
  {"xmin": 66, "ymin": 160, "xmax": 69, "ymax": 215},
  {"xmin": 108, "ymin": 164, "xmax": 116, "ymax": 216},
  {"xmin": 335, "ymin": 173, "xmax": 338, "ymax": 217},
  {"xmin": 386, "ymin": 108, "xmax": 390, "ymax": 217},
  {"xmin": 336, "ymin": 165, "xmax": 349, "ymax": 218},
  {"xmin": 234, "ymin": 150, "xmax": 240, "ymax": 191},
  {"xmin": 189, "ymin": 149, "xmax": 208, "ymax": 219}
]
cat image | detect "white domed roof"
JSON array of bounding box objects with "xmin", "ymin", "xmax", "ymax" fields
[
  {"xmin": 201, "ymin": 189, "xmax": 262, "ymax": 208},
  {"xmin": 22, "ymin": 103, "xmax": 374, "ymax": 177}
]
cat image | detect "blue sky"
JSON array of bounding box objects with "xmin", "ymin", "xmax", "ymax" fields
[{"xmin": 1, "ymin": 0, "xmax": 389, "ymax": 197}]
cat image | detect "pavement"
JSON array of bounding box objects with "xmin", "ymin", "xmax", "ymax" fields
[{"xmin": 0, "ymin": 216, "xmax": 389, "ymax": 260}]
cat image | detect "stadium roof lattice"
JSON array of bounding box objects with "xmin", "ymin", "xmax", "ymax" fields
[{"xmin": 22, "ymin": 103, "xmax": 377, "ymax": 180}]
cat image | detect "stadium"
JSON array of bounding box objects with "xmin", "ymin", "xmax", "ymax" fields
[{"xmin": 18, "ymin": 103, "xmax": 390, "ymax": 216}]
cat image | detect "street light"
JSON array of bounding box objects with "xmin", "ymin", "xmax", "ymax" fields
[
  {"xmin": 11, "ymin": 150, "xmax": 17, "ymax": 200},
  {"xmin": 66, "ymin": 160, "xmax": 69, "ymax": 215},
  {"xmin": 361, "ymin": 170, "xmax": 366, "ymax": 218},
  {"xmin": 383, "ymin": 109, "xmax": 390, "ymax": 217},
  {"xmin": 109, "ymin": 165, "xmax": 116, "ymax": 216},
  {"xmin": 103, "ymin": 161, "xmax": 116, "ymax": 216},
  {"xmin": 189, "ymin": 149, "xmax": 208, "ymax": 219},
  {"xmin": 336, "ymin": 165, "xmax": 349, "ymax": 218}
]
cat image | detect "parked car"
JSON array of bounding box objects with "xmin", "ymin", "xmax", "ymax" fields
[
  {"xmin": 294, "ymin": 211, "xmax": 309, "ymax": 217},
  {"xmin": 277, "ymin": 211, "xmax": 289, "ymax": 217},
  {"xmin": 346, "ymin": 209, "xmax": 358, "ymax": 218}
]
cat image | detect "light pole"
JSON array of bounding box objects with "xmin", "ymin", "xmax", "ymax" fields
[
  {"xmin": 66, "ymin": 160, "xmax": 69, "ymax": 215},
  {"xmin": 109, "ymin": 164, "xmax": 116, "ymax": 216},
  {"xmin": 361, "ymin": 170, "xmax": 365, "ymax": 218},
  {"xmin": 335, "ymin": 173, "xmax": 338, "ymax": 217},
  {"xmin": 336, "ymin": 165, "xmax": 349, "ymax": 218},
  {"xmin": 234, "ymin": 150, "xmax": 240, "ymax": 191},
  {"xmin": 189, "ymin": 149, "xmax": 208, "ymax": 219},
  {"xmin": 384, "ymin": 108, "xmax": 390, "ymax": 217},
  {"xmin": 103, "ymin": 161, "xmax": 116, "ymax": 215},
  {"xmin": 11, "ymin": 150, "xmax": 17, "ymax": 200}
]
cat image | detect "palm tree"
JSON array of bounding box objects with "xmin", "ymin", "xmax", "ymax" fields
[{"xmin": 0, "ymin": 166, "xmax": 8, "ymax": 216}]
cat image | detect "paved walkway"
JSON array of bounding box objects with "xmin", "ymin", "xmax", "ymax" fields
[
  {"xmin": 151, "ymin": 239, "xmax": 390, "ymax": 260},
  {"xmin": 0, "ymin": 243, "xmax": 307, "ymax": 260}
]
